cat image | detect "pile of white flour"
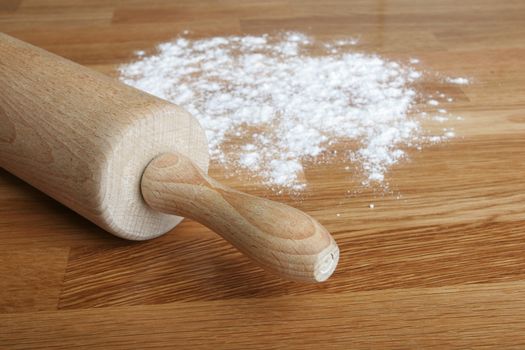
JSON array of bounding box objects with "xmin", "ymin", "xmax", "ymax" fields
[{"xmin": 120, "ymin": 32, "xmax": 468, "ymax": 192}]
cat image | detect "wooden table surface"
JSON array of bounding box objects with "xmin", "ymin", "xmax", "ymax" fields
[{"xmin": 1, "ymin": 0, "xmax": 525, "ymax": 348}]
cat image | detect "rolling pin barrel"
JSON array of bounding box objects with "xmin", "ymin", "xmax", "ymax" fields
[
  {"xmin": 0, "ymin": 32, "xmax": 209, "ymax": 240},
  {"xmin": 0, "ymin": 33, "xmax": 338, "ymax": 282}
]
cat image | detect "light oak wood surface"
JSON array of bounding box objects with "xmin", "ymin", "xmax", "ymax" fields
[{"xmin": 1, "ymin": 0, "xmax": 525, "ymax": 348}]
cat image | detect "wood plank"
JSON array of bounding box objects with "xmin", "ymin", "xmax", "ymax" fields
[
  {"xmin": 0, "ymin": 5, "xmax": 112, "ymax": 30},
  {"xmin": 2, "ymin": 281, "xmax": 525, "ymax": 349},
  {"xmin": 57, "ymin": 217, "xmax": 525, "ymax": 309},
  {"xmin": 2, "ymin": 21, "xmax": 242, "ymax": 65},
  {"xmin": 0, "ymin": 0, "xmax": 21, "ymax": 13},
  {"xmin": 112, "ymin": 1, "xmax": 293, "ymax": 23},
  {"xmin": 0, "ymin": 247, "xmax": 69, "ymax": 313}
]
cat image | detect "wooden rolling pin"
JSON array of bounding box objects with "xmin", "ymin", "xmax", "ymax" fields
[{"xmin": 0, "ymin": 33, "xmax": 339, "ymax": 282}]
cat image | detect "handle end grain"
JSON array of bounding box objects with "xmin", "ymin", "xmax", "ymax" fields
[{"xmin": 314, "ymin": 241, "xmax": 339, "ymax": 282}]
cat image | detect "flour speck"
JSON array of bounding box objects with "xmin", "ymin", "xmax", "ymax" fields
[{"xmin": 446, "ymin": 77, "xmax": 470, "ymax": 85}]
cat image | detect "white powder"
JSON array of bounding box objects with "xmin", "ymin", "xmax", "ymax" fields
[
  {"xmin": 433, "ymin": 116, "xmax": 449, "ymax": 123},
  {"xmin": 446, "ymin": 77, "xmax": 470, "ymax": 85},
  {"xmin": 120, "ymin": 32, "xmax": 467, "ymax": 192}
]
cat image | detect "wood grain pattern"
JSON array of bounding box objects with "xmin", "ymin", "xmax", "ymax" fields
[
  {"xmin": 1, "ymin": 0, "xmax": 525, "ymax": 348},
  {"xmin": 0, "ymin": 247, "xmax": 69, "ymax": 312},
  {"xmin": 0, "ymin": 33, "xmax": 209, "ymax": 240},
  {"xmin": 142, "ymin": 153, "xmax": 339, "ymax": 282},
  {"xmin": 3, "ymin": 281, "xmax": 525, "ymax": 349}
]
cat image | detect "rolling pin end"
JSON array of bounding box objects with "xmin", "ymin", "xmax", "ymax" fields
[{"xmin": 314, "ymin": 241, "xmax": 339, "ymax": 282}]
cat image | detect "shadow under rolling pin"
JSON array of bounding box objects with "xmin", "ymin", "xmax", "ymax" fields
[{"xmin": 0, "ymin": 33, "xmax": 339, "ymax": 283}]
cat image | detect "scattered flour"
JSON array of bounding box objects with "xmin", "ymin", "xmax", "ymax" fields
[
  {"xmin": 446, "ymin": 77, "xmax": 470, "ymax": 85},
  {"xmin": 432, "ymin": 115, "xmax": 449, "ymax": 123},
  {"xmin": 119, "ymin": 32, "xmax": 468, "ymax": 192}
]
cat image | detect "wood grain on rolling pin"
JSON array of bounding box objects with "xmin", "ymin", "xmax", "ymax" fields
[
  {"xmin": 0, "ymin": 33, "xmax": 209, "ymax": 239},
  {"xmin": 142, "ymin": 153, "xmax": 339, "ymax": 282}
]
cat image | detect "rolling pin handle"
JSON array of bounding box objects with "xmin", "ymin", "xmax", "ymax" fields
[{"xmin": 141, "ymin": 153, "xmax": 339, "ymax": 283}]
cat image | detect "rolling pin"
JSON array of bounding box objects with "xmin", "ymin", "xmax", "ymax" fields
[{"xmin": 0, "ymin": 33, "xmax": 339, "ymax": 282}]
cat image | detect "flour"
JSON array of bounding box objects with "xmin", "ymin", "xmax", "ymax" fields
[
  {"xmin": 446, "ymin": 77, "xmax": 470, "ymax": 85},
  {"xmin": 119, "ymin": 32, "xmax": 468, "ymax": 192}
]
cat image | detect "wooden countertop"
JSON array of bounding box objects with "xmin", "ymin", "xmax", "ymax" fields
[{"xmin": 1, "ymin": 0, "xmax": 525, "ymax": 348}]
